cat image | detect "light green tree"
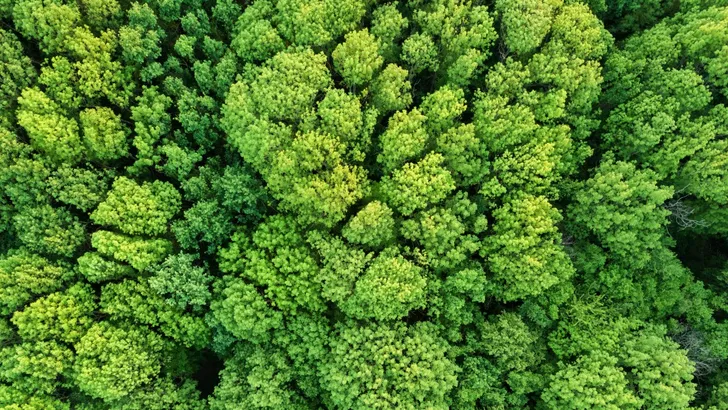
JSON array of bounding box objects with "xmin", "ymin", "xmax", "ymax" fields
[
  {"xmin": 568, "ymin": 158, "xmax": 673, "ymax": 269},
  {"xmin": 482, "ymin": 194, "xmax": 574, "ymax": 301},
  {"xmin": 0, "ymin": 250, "xmax": 72, "ymax": 315},
  {"xmin": 332, "ymin": 29, "xmax": 383, "ymax": 87},
  {"xmin": 79, "ymin": 107, "xmax": 129, "ymax": 162},
  {"xmin": 209, "ymin": 277, "xmax": 283, "ymax": 343},
  {"xmin": 542, "ymin": 351, "xmax": 641, "ymax": 410},
  {"xmin": 370, "ymin": 64, "xmax": 413, "ymax": 114},
  {"xmin": 11, "ymin": 283, "xmax": 95, "ymax": 344},
  {"xmin": 342, "ymin": 201, "xmax": 396, "ymax": 248},
  {"xmin": 496, "ymin": 0, "xmax": 562, "ymax": 55},
  {"xmin": 322, "ymin": 321, "xmax": 458, "ymax": 410},
  {"xmin": 91, "ymin": 177, "xmax": 181, "ymax": 236},
  {"xmin": 73, "ymin": 322, "xmax": 167, "ymax": 402},
  {"xmin": 377, "ymin": 108, "xmax": 428, "ymax": 173},
  {"xmin": 91, "ymin": 230, "xmax": 172, "ymax": 271},
  {"xmin": 381, "ymin": 153, "xmax": 456, "ymax": 216}
]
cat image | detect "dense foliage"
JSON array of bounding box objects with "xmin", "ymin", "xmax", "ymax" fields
[{"xmin": 1, "ymin": 0, "xmax": 728, "ymax": 408}]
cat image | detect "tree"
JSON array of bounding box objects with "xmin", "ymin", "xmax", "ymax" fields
[
  {"xmin": 0, "ymin": 29, "xmax": 36, "ymax": 127},
  {"xmin": 222, "ymin": 49, "xmax": 369, "ymax": 227},
  {"xmin": 218, "ymin": 215, "xmax": 326, "ymax": 313},
  {"xmin": 618, "ymin": 329, "xmax": 696, "ymax": 409},
  {"xmin": 0, "ymin": 340, "xmax": 74, "ymax": 395},
  {"xmin": 0, "ymin": 0, "xmax": 726, "ymax": 407},
  {"xmin": 400, "ymin": 196, "xmax": 482, "ymax": 272},
  {"xmin": 369, "ymin": 64, "xmax": 413, "ymax": 114},
  {"xmin": 118, "ymin": 3, "xmax": 163, "ymax": 68},
  {"xmin": 209, "ymin": 277, "xmax": 283, "ymax": 343},
  {"xmin": 36, "ymin": 56, "xmax": 81, "ymax": 112},
  {"xmin": 548, "ymin": 295, "xmax": 641, "ymax": 359},
  {"xmin": 410, "ymin": 0, "xmax": 497, "ymax": 87},
  {"xmin": 129, "ymin": 87, "xmax": 172, "ymax": 172},
  {"xmin": 230, "ymin": 0, "xmax": 284, "ymax": 63},
  {"xmin": 148, "ymin": 253, "xmax": 212, "ymax": 310},
  {"xmin": 420, "ymin": 85, "xmax": 467, "ymax": 135},
  {"xmin": 342, "ymin": 201, "xmax": 396, "ymax": 248},
  {"xmin": 435, "ymin": 123, "xmax": 489, "ymax": 187},
  {"xmin": 77, "ymin": 252, "xmax": 135, "ymax": 283},
  {"xmin": 377, "ymin": 108, "xmax": 428, "ymax": 172},
  {"xmin": 600, "ymin": 7, "xmax": 728, "ymax": 238},
  {"xmin": 78, "ymin": 0, "xmax": 122, "ymax": 30},
  {"xmin": 380, "ymin": 153, "xmax": 456, "ymax": 216},
  {"xmin": 401, "ymin": 33, "xmax": 439, "ymax": 74},
  {"xmin": 240, "ymin": 48, "xmax": 331, "ymax": 123},
  {"xmin": 91, "ymin": 230, "xmax": 172, "ymax": 271},
  {"xmin": 478, "ymin": 313, "xmax": 544, "ymax": 372},
  {"xmin": 209, "ymin": 343, "xmax": 311, "ymax": 409},
  {"xmin": 12, "ymin": 0, "xmax": 80, "ymax": 54},
  {"xmin": 371, "ymin": 2, "xmax": 408, "ymax": 61},
  {"xmin": 79, "ymin": 107, "xmax": 129, "ymax": 161},
  {"xmin": 173, "ymin": 163, "xmax": 268, "ymax": 252},
  {"xmin": 677, "ymin": 137, "xmax": 728, "ymax": 210},
  {"xmin": 100, "ymin": 278, "xmax": 210, "ymax": 348},
  {"xmin": 172, "ymin": 200, "xmax": 235, "ymax": 252},
  {"xmin": 568, "ymin": 158, "xmax": 673, "ymax": 269},
  {"xmin": 704, "ymin": 381, "xmax": 728, "ymax": 410},
  {"xmin": 332, "ymin": 29, "xmax": 383, "ymax": 87},
  {"xmin": 308, "ymin": 232, "xmax": 371, "ymax": 312},
  {"xmin": 13, "ymin": 204, "xmax": 86, "ymax": 257},
  {"xmin": 482, "ymin": 194, "xmax": 574, "ymax": 301},
  {"xmin": 449, "ymin": 356, "xmax": 507, "ymax": 410},
  {"xmin": 46, "ymin": 165, "xmax": 111, "ymax": 212},
  {"xmin": 91, "ymin": 177, "xmax": 181, "ymax": 236},
  {"xmin": 103, "ymin": 377, "xmax": 207, "ymax": 410},
  {"xmin": 266, "ymin": 130, "xmax": 369, "ymax": 227},
  {"xmin": 343, "ymin": 247, "xmax": 428, "ymax": 320},
  {"xmin": 674, "ymin": 137, "xmax": 728, "ymax": 234},
  {"xmin": 0, "ymin": 384, "xmax": 70, "ymax": 410},
  {"xmin": 317, "ymin": 88, "xmax": 368, "ymax": 160},
  {"xmin": 431, "ymin": 265, "xmax": 488, "ymax": 342},
  {"xmin": 496, "ymin": 0, "xmax": 561, "ymax": 55},
  {"xmin": 274, "ymin": 0, "xmax": 367, "ymax": 47},
  {"xmin": 0, "ymin": 250, "xmax": 72, "ymax": 315},
  {"xmin": 322, "ymin": 321, "xmax": 458, "ymax": 410},
  {"xmin": 73, "ymin": 322, "xmax": 167, "ymax": 402},
  {"xmin": 11, "ymin": 282, "xmax": 95, "ymax": 344},
  {"xmin": 16, "ymin": 88, "xmax": 83, "ymax": 164},
  {"xmin": 547, "ymin": 295, "xmax": 699, "ymax": 408},
  {"xmin": 542, "ymin": 351, "xmax": 641, "ymax": 410}
]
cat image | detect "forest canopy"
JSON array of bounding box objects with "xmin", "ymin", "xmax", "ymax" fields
[{"xmin": 1, "ymin": 0, "xmax": 728, "ymax": 408}]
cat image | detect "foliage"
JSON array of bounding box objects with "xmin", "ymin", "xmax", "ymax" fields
[
  {"xmin": 148, "ymin": 253, "xmax": 212, "ymax": 310},
  {"xmin": 91, "ymin": 177, "xmax": 181, "ymax": 236},
  {"xmin": 0, "ymin": 0, "xmax": 727, "ymax": 408},
  {"xmin": 73, "ymin": 322, "xmax": 167, "ymax": 402},
  {"xmin": 568, "ymin": 158, "xmax": 673, "ymax": 269},
  {"xmin": 322, "ymin": 321, "xmax": 458, "ymax": 410},
  {"xmin": 11, "ymin": 282, "xmax": 95, "ymax": 344},
  {"xmin": 483, "ymin": 194, "xmax": 574, "ymax": 301}
]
